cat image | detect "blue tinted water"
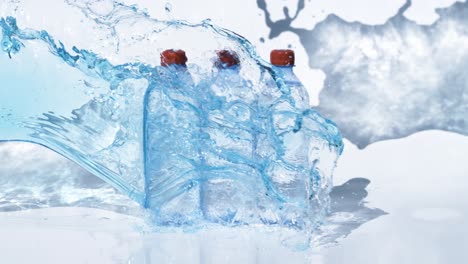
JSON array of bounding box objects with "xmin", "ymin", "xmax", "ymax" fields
[
  {"xmin": 144, "ymin": 65, "xmax": 203, "ymax": 225},
  {"xmin": 0, "ymin": 0, "xmax": 343, "ymax": 238}
]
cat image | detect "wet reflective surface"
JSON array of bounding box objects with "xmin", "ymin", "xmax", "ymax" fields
[
  {"xmin": 0, "ymin": 141, "xmax": 386, "ymax": 263},
  {"xmin": 2, "ymin": 130, "xmax": 467, "ymax": 263}
]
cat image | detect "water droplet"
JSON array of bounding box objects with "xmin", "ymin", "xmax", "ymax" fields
[
  {"xmin": 202, "ymin": 18, "xmax": 212, "ymax": 24},
  {"xmin": 165, "ymin": 3, "xmax": 172, "ymax": 13}
]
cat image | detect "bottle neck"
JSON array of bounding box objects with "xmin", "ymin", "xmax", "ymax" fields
[
  {"xmin": 157, "ymin": 64, "xmax": 194, "ymax": 86},
  {"xmin": 272, "ymin": 65, "xmax": 294, "ymax": 73},
  {"xmin": 161, "ymin": 64, "xmax": 187, "ymax": 71},
  {"xmin": 158, "ymin": 64, "xmax": 190, "ymax": 78},
  {"xmin": 216, "ymin": 64, "xmax": 241, "ymax": 72},
  {"xmin": 272, "ymin": 66, "xmax": 298, "ymax": 82},
  {"xmin": 214, "ymin": 65, "xmax": 241, "ymax": 81}
]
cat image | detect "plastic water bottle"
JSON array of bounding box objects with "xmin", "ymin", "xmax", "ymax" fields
[
  {"xmin": 199, "ymin": 50, "xmax": 261, "ymax": 224},
  {"xmin": 270, "ymin": 49, "xmax": 309, "ymax": 110},
  {"xmin": 143, "ymin": 49, "xmax": 202, "ymax": 225},
  {"xmin": 261, "ymin": 49, "xmax": 312, "ymax": 228}
]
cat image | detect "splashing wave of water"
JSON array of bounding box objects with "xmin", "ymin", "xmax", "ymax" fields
[{"xmin": 0, "ymin": 0, "xmax": 343, "ymax": 247}]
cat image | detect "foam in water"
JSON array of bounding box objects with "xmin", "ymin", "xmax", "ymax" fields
[{"xmin": 0, "ymin": 0, "xmax": 343, "ymax": 247}]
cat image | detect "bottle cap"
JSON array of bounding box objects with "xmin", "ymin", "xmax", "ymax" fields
[
  {"xmin": 161, "ymin": 49, "xmax": 188, "ymax": 66},
  {"xmin": 216, "ymin": 50, "xmax": 240, "ymax": 68},
  {"xmin": 270, "ymin": 49, "xmax": 295, "ymax": 66}
]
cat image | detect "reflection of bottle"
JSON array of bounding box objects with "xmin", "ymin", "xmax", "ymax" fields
[
  {"xmin": 200, "ymin": 50, "xmax": 260, "ymax": 224},
  {"xmin": 143, "ymin": 49, "xmax": 201, "ymax": 225}
]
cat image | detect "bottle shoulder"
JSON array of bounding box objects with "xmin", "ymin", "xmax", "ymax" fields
[
  {"xmin": 210, "ymin": 68, "xmax": 252, "ymax": 91},
  {"xmin": 212, "ymin": 68, "xmax": 242, "ymax": 82},
  {"xmin": 150, "ymin": 66, "xmax": 195, "ymax": 88},
  {"xmin": 269, "ymin": 66, "xmax": 310, "ymax": 109},
  {"xmin": 207, "ymin": 68, "xmax": 257, "ymax": 104}
]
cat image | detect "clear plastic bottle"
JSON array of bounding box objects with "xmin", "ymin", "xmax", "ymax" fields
[
  {"xmin": 199, "ymin": 50, "xmax": 261, "ymax": 224},
  {"xmin": 260, "ymin": 49, "xmax": 312, "ymax": 228},
  {"xmin": 270, "ymin": 49, "xmax": 309, "ymax": 110},
  {"xmin": 143, "ymin": 49, "xmax": 202, "ymax": 225}
]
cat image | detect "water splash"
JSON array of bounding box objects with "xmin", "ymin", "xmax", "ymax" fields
[
  {"xmin": 258, "ymin": 0, "xmax": 468, "ymax": 148},
  {"xmin": 165, "ymin": 3, "xmax": 172, "ymax": 13},
  {"xmin": 0, "ymin": 0, "xmax": 342, "ymax": 246},
  {"xmin": 0, "ymin": 142, "xmax": 142, "ymax": 215}
]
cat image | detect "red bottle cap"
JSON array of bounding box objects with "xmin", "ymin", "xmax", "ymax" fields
[
  {"xmin": 160, "ymin": 49, "xmax": 188, "ymax": 66},
  {"xmin": 216, "ymin": 50, "xmax": 240, "ymax": 68},
  {"xmin": 270, "ymin": 49, "xmax": 295, "ymax": 66}
]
